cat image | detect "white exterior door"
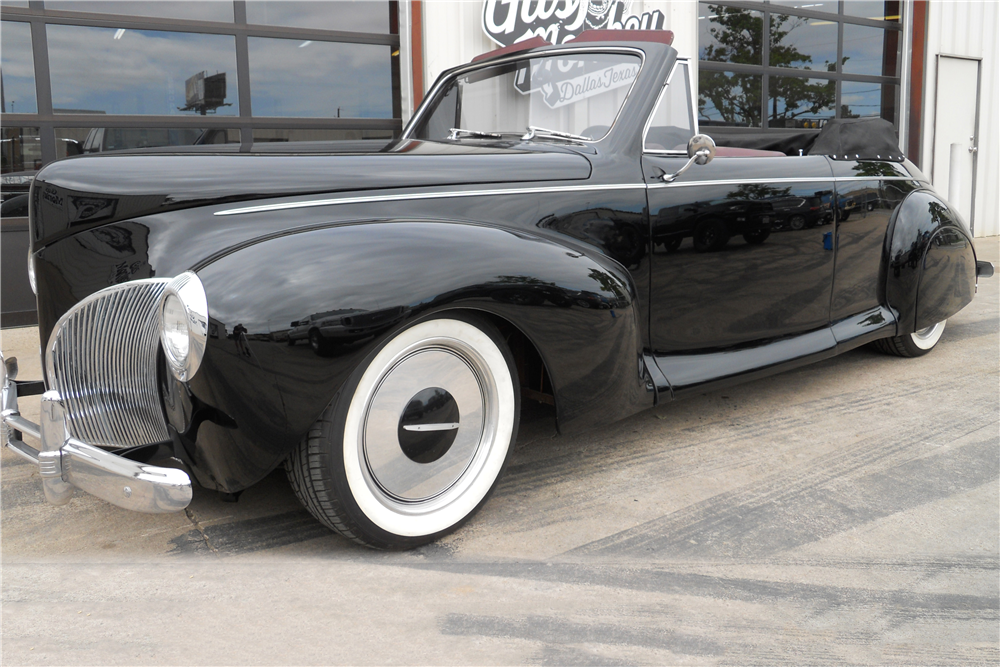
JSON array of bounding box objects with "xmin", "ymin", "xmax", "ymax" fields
[{"xmin": 932, "ymin": 55, "xmax": 980, "ymax": 231}]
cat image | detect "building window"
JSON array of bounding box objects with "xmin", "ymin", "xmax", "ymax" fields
[
  {"xmin": 247, "ymin": 37, "xmax": 394, "ymax": 118},
  {"xmin": 1, "ymin": 126, "xmax": 41, "ymax": 175},
  {"xmin": 1, "ymin": 20, "xmax": 37, "ymax": 114},
  {"xmin": 768, "ymin": 75, "xmax": 836, "ymax": 128},
  {"xmin": 698, "ymin": 1, "xmax": 902, "ymax": 131},
  {"xmin": 43, "ymin": 1, "xmax": 235, "ymax": 23},
  {"xmin": 0, "ymin": 0, "xmax": 401, "ymax": 187},
  {"xmin": 699, "ymin": 71, "xmax": 762, "ymax": 127},
  {"xmin": 47, "ymin": 25, "xmax": 240, "ymax": 116},
  {"xmin": 245, "ymin": 1, "xmax": 389, "ymax": 34}
]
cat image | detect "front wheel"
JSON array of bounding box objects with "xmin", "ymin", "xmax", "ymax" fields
[
  {"xmin": 693, "ymin": 220, "xmax": 730, "ymax": 253},
  {"xmin": 871, "ymin": 320, "xmax": 946, "ymax": 358},
  {"xmin": 663, "ymin": 237, "xmax": 683, "ymax": 253},
  {"xmin": 286, "ymin": 313, "xmax": 519, "ymax": 549},
  {"xmin": 309, "ymin": 328, "xmax": 326, "ymax": 352}
]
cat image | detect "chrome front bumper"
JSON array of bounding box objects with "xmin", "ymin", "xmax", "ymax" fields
[{"xmin": 2, "ymin": 354, "xmax": 192, "ymax": 513}]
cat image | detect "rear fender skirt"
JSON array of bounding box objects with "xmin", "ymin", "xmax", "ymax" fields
[
  {"xmin": 883, "ymin": 189, "xmax": 977, "ymax": 335},
  {"xmin": 915, "ymin": 228, "xmax": 976, "ymax": 331},
  {"xmin": 187, "ymin": 220, "xmax": 649, "ymax": 492}
]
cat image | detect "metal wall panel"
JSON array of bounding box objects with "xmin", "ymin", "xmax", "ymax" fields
[{"xmin": 921, "ymin": 0, "xmax": 999, "ymax": 237}]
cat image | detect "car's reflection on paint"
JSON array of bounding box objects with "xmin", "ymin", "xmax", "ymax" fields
[
  {"xmin": 652, "ymin": 184, "xmax": 835, "ymax": 253},
  {"xmin": 537, "ymin": 208, "xmax": 647, "ymax": 270},
  {"xmin": 283, "ymin": 306, "xmax": 409, "ymax": 354}
]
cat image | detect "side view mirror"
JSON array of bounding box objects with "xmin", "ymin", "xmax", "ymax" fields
[
  {"xmin": 663, "ymin": 134, "xmax": 717, "ymax": 183},
  {"xmin": 687, "ymin": 134, "xmax": 716, "ymax": 165}
]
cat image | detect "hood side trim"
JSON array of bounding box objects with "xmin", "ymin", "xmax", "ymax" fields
[{"xmin": 214, "ymin": 183, "xmax": 646, "ymax": 217}]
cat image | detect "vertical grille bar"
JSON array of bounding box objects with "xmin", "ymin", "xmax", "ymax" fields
[{"xmin": 46, "ymin": 279, "xmax": 172, "ymax": 448}]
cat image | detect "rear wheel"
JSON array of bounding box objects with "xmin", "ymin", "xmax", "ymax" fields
[
  {"xmin": 871, "ymin": 320, "xmax": 946, "ymax": 357},
  {"xmin": 286, "ymin": 313, "xmax": 519, "ymax": 549},
  {"xmin": 694, "ymin": 220, "xmax": 730, "ymax": 252}
]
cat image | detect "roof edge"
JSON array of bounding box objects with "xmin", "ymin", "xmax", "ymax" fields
[{"xmin": 572, "ymin": 29, "xmax": 674, "ymax": 46}]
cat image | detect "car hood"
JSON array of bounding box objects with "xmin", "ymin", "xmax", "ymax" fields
[{"xmin": 30, "ymin": 140, "xmax": 593, "ymax": 248}]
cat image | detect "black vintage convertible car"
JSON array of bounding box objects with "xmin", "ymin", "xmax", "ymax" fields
[{"xmin": 2, "ymin": 30, "xmax": 994, "ymax": 549}]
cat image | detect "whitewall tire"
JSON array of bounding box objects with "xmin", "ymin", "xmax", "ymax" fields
[
  {"xmin": 909, "ymin": 320, "xmax": 946, "ymax": 351},
  {"xmin": 286, "ymin": 312, "xmax": 519, "ymax": 549},
  {"xmin": 871, "ymin": 319, "xmax": 947, "ymax": 358}
]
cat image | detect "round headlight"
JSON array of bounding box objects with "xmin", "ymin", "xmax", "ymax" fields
[
  {"xmin": 160, "ymin": 272, "xmax": 208, "ymax": 382},
  {"xmin": 161, "ymin": 294, "xmax": 190, "ymax": 366}
]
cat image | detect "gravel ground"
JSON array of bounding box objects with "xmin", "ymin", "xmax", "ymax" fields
[{"xmin": 2, "ymin": 238, "xmax": 997, "ymax": 666}]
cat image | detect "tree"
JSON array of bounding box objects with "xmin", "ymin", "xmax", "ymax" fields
[{"xmin": 699, "ymin": 6, "xmax": 840, "ymax": 128}]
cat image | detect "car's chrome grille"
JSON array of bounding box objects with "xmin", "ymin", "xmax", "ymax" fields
[{"xmin": 45, "ymin": 279, "xmax": 172, "ymax": 448}]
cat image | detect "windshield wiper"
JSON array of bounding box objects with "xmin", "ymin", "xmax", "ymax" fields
[
  {"xmin": 448, "ymin": 128, "xmax": 504, "ymax": 140},
  {"xmin": 522, "ymin": 126, "xmax": 591, "ymax": 142}
]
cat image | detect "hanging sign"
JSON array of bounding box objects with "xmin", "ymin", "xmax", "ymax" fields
[{"xmin": 482, "ymin": 0, "xmax": 666, "ymax": 48}]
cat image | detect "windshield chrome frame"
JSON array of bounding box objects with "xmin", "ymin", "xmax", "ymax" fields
[
  {"xmin": 642, "ymin": 58, "xmax": 698, "ymax": 156},
  {"xmin": 400, "ymin": 46, "xmax": 648, "ymax": 145}
]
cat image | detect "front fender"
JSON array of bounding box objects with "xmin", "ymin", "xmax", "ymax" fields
[
  {"xmin": 884, "ymin": 189, "xmax": 977, "ymax": 335},
  {"xmin": 182, "ymin": 220, "xmax": 647, "ymax": 492}
]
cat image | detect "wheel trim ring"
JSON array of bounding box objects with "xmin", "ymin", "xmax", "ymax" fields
[
  {"xmin": 342, "ymin": 319, "xmax": 515, "ymax": 538},
  {"xmin": 360, "ymin": 344, "xmax": 493, "ymax": 505}
]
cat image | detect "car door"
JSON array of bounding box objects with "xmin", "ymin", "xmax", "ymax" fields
[{"xmin": 640, "ymin": 63, "xmax": 837, "ymax": 389}]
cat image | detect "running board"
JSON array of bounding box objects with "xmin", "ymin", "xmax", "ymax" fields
[{"xmin": 651, "ymin": 306, "xmax": 895, "ymax": 399}]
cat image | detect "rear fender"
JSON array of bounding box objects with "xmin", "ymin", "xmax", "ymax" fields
[
  {"xmin": 884, "ymin": 189, "xmax": 976, "ymax": 334},
  {"xmin": 182, "ymin": 220, "xmax": 649, "ymax": 491}
]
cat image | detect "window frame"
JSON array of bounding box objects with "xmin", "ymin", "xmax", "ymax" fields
[
  {"xmin": 642, "ymin": 59, "xmax": 697, "ymax": 155},
  {"xmin": 402, "ymin": 46, "xmax": 648, "ymax": 145}
]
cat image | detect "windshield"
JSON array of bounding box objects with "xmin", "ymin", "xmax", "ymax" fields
[{"xmin": 413, "ymin": 52, "xmax": 642, "ymax": 142}]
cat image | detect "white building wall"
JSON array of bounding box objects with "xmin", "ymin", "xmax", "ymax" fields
[
  {"xmin": 420, "ymin": 0, "xmax": 699, "ymax": 97},
  {"xmin": 920, "ymin": 0, "xmax": 999, "ymax": 237}
]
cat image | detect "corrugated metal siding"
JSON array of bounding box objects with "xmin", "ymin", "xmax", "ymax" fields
[
  {"xmin": 422, "ymin": 1, "xmax": 498, "ymax": 89},
  {"xmin": 921, "ymin": 0, "xmax": 999, "ymax": 237}
]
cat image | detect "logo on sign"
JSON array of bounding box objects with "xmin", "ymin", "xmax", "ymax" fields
[
  {"xmin": 523, "ymin": 62, "xmax": 638, "ymax": 108},
  {"xmin": 482, "ymin": 0, "xmax": 666, "ymax": 48}
]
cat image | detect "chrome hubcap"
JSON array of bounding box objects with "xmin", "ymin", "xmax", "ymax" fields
[
  {"xmin": 910, "ymin": 320, "xmax": 945, "ymax": 350},
  {"xmin": 912, "ymin": 322, "xmax": 942, "ymax": 341},
  {"xmin": 361, "ymin": 341, "xmax": 495, "ymax": 506},
  {"xmin": 397, "ymin": 387, "xmax": 460, "ymax": 464}
]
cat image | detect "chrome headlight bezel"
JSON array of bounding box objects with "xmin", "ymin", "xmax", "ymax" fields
[
  {"xmin": 159, "ymin": 272, "xmax": 209, "ymax": 382},
  {"xmin": 27, "ymin": 248, "xmax": 37, "ymax": 295}
]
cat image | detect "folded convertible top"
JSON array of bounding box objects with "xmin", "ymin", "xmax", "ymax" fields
[
  {"xmin": 709, "ymin": 117, "xmax": 905, "ymax": 161},
  {"xmin": 809, "ymin": 118, "xmax": 905, "ymax": 161}
]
